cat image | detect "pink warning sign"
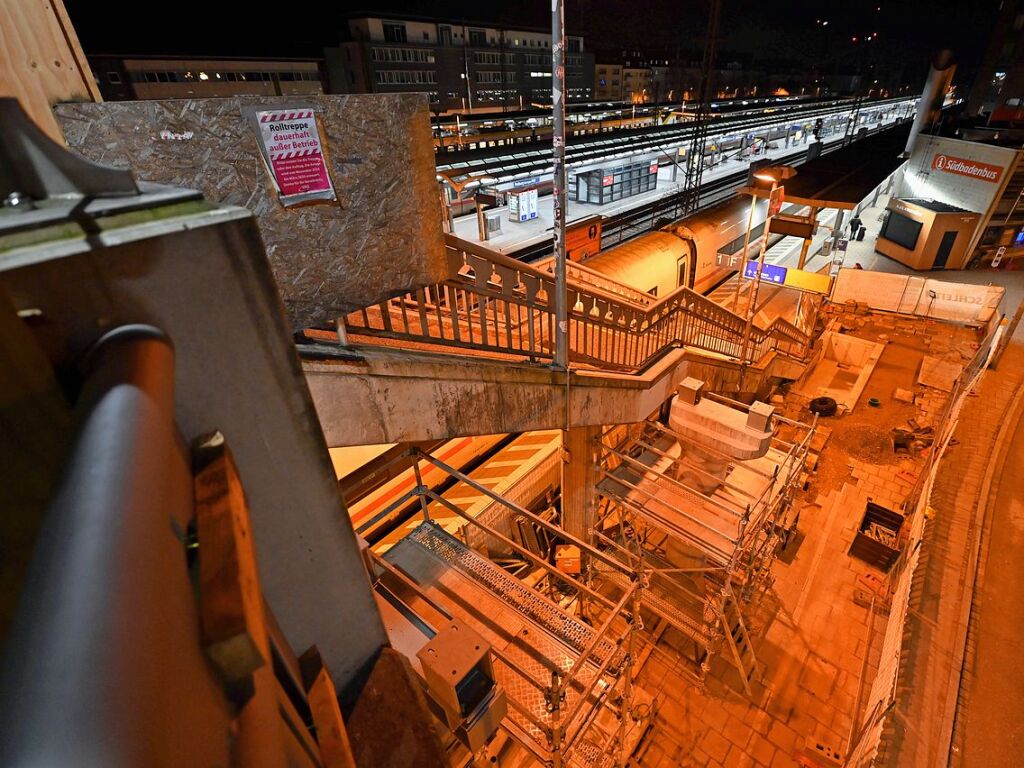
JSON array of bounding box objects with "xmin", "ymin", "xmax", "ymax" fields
[{"xmin": 256, "ymin": 109, "xmax": 336, "ymax": 204}]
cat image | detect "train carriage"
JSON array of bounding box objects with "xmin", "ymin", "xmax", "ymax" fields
[{"xmin": 579, "ymin": 194, "xmax": 771, "ymax": 296}]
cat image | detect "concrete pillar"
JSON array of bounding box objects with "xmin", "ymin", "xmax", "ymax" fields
[
  {"xmin": 795, "ymin": 207, "xmax": 819, "ymax": 331},
  {"xmin": 797, "ymin": 207, "xmax": 819, "ymax": 270},
  {"xmin": 905, "ymin": 50, "xmax": 955, "ymax": 156},
  {"xmin": 833, "ymin": 210, "xmax": 846, "ymax": 242},
  {"xmin": 561, "ymin": 425, "xmax": 601, "ymax": 540}
]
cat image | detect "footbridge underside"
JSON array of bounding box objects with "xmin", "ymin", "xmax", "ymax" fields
[{"xmin": 301, "ymin": 237, "xmax": 810, "ymax": 445}]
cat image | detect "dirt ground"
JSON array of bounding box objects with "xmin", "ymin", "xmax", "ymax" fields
[{"xmin": 791, "ymin": 313, "xmax": 979, "ymax": 503}]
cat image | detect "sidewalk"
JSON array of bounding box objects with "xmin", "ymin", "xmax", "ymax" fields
[
  {"xmin": 951, "ymin": 343, "xmax": 1024, "ymax": 766},
  {"xmin": 874, "ymin": 343, "xmax": 1024, "ymax": 767}
]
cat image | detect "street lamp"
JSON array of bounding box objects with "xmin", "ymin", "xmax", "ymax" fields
[{"xmin": 738, "ymin": 172, "xmax": 782, "ymax": 393}]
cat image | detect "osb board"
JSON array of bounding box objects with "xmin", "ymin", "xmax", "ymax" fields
[
  {"xmin": 917, "ymin": 355, "xmax": 963, "ymax": 392},
  {"xmin": 55, "ymin": 94, "xmax": 445, "ymax": 329},
  {"xmin": 0, "ymin": 0, "xmax": 99, "ymax": 142}
]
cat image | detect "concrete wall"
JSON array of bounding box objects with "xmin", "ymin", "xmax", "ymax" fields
[
  {"xmin": 303, "ymin": 345, "xmax": 793, "ymax": 446},
  {"xmin": 55, "ymin": 94, "xmax": 446, "ymax": 330},
  {"xmin": 832, "ymin": 269, "xmax": 1004, "ymax": 325}
]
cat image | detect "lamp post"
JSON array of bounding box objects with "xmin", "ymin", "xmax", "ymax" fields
[
  {"xmin": 552, "ymin": 0, "xmax": 568, "ymax": 371},
  {"xmin": 731, "ymin": 192, "xmax": 761, "ymax": 311},
  {"xmin": 738, "ymin": 172, "xmax": 782, "ymax": 393}
]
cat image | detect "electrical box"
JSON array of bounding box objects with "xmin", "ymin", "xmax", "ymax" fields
[
  {"xmin": 416, "ymin": 620, "xmax": 507, "ymax": 753},
  {"xmin": 555, "ymin": 544, "xmax": 581, "ymax": 574}
]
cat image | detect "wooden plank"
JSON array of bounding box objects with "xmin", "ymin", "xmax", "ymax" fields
[
  {"xmin": 300, "ymin": 649, "xmax": 357, "ymax": 768},
  {"xmin": 193, "ymin": 431, "xmax": 268, "ymax": 683},
  {"xmin": 0, "ymin": 0, "xmax": 99, "ymax": 142}
]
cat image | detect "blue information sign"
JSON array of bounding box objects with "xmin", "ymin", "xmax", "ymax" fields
[{"xmin": 744, "ymin": 260, "xmax": 788, "ymax": 284}]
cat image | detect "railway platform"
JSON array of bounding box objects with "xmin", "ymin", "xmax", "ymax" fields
[{"xmin": 449, "ymin": 109, "xmax": 911, "ymax": 259}]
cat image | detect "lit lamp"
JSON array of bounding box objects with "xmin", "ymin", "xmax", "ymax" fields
[
  {"xmin": 738, "ymin": 171, "xmax": 782, "ymax": 392},
  {"xmin": 731, "ymin": 170, "xmax": 779, "ymax": 310}
]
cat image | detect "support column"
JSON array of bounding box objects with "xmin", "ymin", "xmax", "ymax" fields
[
  {"xmin": 561, "ymin": 425, "xmax": 601, "ymax": 540},
  {"xmin": 797, "ymin": 207, "xmax": 819, "ymax": 270}
]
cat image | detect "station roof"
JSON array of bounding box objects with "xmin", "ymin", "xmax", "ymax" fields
[{"xmin": 746, "ymin": 124, "xmax": 911, "ymax": 210}]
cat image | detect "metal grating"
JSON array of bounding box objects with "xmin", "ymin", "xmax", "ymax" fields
[
  {"xmin": 405, "ymin": 522, "xmax": 619, "ymax": 667},
  {"xmin": 601, "ymin": 570, "xmax": 716, "ymax": 647}
]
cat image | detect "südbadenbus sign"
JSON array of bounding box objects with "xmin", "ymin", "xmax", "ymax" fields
[{"xmin": 254, "ymin": 108, "xmax": 336, "ymax": 205}]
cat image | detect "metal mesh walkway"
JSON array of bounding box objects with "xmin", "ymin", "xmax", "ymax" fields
[{"xmin": 403, "ymin": 522, "xmax": 619, "ymax": 667}]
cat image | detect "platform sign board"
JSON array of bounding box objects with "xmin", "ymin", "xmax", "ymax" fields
[
  {"xmin": 744, "ymin": 261, "xmax": 788, "ymax": 284},
  {"xmin": 783, "ymin": 267, "xmax": 832, "ymax": 295},
  {"xmin": 768, "ymin": 185, "xmax": 785, "ymax": 217},
  {"xmin": 931, "ymin": 153, "xmax": 1004, "ymax": 184},
  {"xmin": 566, "ymin": 216, "xmax": 602, "ymax": 262},
  {"xmin": 512, "ymin": 176, "xmax": 542, "ymax": 188},
  {"xmin": 254, "ymin": 108, "xmax": 335, "ymax": 206},
  {"xmin": 768, "ymin": 214, "xmax": 815, "ymax": 239},
  {"xmin": 745, "ymin": 260, "xmax": 831, "ymax": 294}
]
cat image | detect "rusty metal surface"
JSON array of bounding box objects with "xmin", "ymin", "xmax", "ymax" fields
[{"xmin": 54, "ymin": 94, "xmax": 445, "ymax": 329}]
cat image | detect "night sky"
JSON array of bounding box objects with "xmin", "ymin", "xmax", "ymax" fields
[{"xmin": 65, "ymin": 0, "xmax": 1001, "ymax": 86}]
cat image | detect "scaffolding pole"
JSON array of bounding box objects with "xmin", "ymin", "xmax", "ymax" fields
[{"xmin": 552, "ymin": 0, "xmax": 568, "ymax": 371}]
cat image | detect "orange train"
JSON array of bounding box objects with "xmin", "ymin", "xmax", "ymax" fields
[{"xmin": 579, "ymin": 193, "xmax": 781, "ymax": 296}]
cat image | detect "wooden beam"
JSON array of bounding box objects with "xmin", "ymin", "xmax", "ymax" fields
[
  {"xmin": 193, "ymin": 431, "xmax": 268, "ymax": 683},
  {"xmin": 300, "ymin": 648, "xmax": 357, "ymax": 768},
  {"xmin": 0, "ymin": 0, "xmax": 99, "ymax": 143}
]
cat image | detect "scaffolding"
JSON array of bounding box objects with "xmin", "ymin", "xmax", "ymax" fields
[
  {"xmin": 364, "ymin": 448, "xmax": 652, "ymax": 768},
  {"xmin": 593, "ymin": 393, "xmax": 816, "ymax": 694}
]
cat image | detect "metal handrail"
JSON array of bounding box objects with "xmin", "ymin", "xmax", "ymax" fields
[{"xmin": 0, "ymin": 326, "xmax": 179, "ymax": 766}]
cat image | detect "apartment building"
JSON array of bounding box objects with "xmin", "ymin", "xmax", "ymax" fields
[
  {"xmin": 88, "ymin": 56, "xmax": 324, "ymax": 101},
  {"xmin": 325, "ymin": 14, "xmax": 594, "ymax": 112},
  {"xmin": 594, "ymin": 63, "xmax": 623, "ymax": 100}
]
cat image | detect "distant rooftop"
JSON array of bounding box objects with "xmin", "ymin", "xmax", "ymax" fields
[{"xmin": 343, "ymin": 10, "xmax": 575, "ymax": 38}]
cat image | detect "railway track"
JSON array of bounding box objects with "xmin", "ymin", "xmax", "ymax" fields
[
  {"xmin": 503, "ymin": 121, "xmax": 894, "ymax": 264},
  {"xmin": 436, "ymin": 96, "xmax": 912, "ymax": 184}
]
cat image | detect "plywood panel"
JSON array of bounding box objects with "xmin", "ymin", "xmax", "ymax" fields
[
  {"xmin": 0, "ymin": 0, "xmax": 99, "ymax": 142},
  {"xmin": 56, "ymin": 95, "xmax": 446, "ymax": 328}
]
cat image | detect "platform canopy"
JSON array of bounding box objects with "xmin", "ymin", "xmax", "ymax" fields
[{"xmin": 743, "ymin": 124, "xmax": 911, "ymax": 210}]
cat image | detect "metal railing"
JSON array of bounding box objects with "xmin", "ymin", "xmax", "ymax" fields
[
  {"xmin": 367, "ymin": 446, "xmax": 643, "ymax": 768},
  {"xmin": 343, "ymin": 234, "xmax": 810, "ymax": 372}
]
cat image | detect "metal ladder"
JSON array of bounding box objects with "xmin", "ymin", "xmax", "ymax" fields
[{"xmin": 718, "ymin": 582, "xmax": 759, "ymax": 696}]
